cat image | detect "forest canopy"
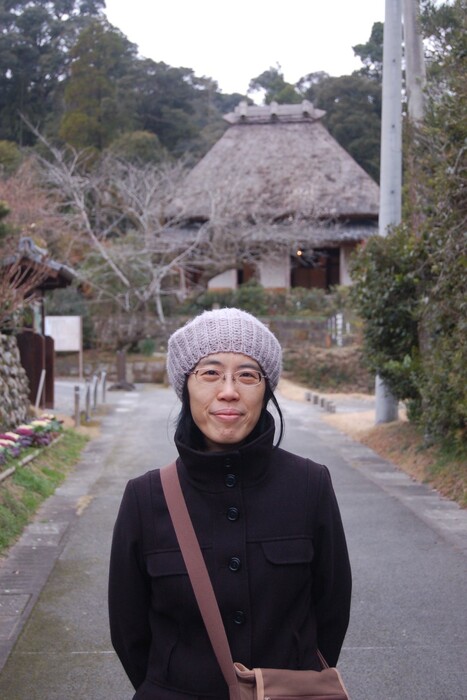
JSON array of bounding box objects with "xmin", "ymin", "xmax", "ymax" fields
[{"xmin": 0, "ymin": 0, "xmax": 383, "ymax": 173}]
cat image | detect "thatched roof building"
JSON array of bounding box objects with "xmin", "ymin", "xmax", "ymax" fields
[
  {"xmin": 177, "ymin": 100, "xmax": 379, "ymax": 223},
  {"xmin": 173, "ymin": 100, "xmax": 380, "ymax": 290}
]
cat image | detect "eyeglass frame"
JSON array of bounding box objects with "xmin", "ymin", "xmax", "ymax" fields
[{"xmin": 188, "ymin": 368, "xmax": 267, "ymax": 387}]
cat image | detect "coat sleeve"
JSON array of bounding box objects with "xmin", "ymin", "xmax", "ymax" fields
[
  {"xmin": 108, "ymin": 479, "xmax": 152, "ymax": 690},
  {"xmin": 310, "ymin": 464, "xmax": 352, "ymax": 667}
]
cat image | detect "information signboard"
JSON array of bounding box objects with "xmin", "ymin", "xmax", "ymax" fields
[{"xmin": 44, "ymin": 316, "xmax": 83, "ymax": 378}]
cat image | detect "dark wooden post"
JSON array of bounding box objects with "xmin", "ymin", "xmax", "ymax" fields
[
  {"xmin": 44, "ymin": 334, "xmax": 55, "ymax": 408},
  {"xmin": 116, "ymin": 350, "xmax": 127, "ymax": 384}
]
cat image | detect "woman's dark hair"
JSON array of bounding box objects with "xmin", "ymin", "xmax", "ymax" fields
[{"xmin": 175, "ymin": 377, "xmax": 284, "ymax": 449}]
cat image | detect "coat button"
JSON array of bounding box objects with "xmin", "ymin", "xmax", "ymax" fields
[
  {"xmin": 233, "ymin": 610, "xmax": 246, "ymax": 625},
  {"xmin": 228, "ymin": 556, "xmax": 241, "ymax": 572},
  {"xmin": 225, "ymin": 473, "xmax": 237, "ymax": 488},
  {"xmin": 227, "ymin": 507, "xmax": 239, "ymax": 521}
]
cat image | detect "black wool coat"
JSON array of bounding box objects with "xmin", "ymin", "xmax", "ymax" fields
[{"xmin": 108, "ymin": 414, "xmax": 351, "ymax": 700}]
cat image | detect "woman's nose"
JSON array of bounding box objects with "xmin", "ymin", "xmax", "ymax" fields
[{"xmin": 217, "ymin": 374, "xmax": 239, "ymax": 397}]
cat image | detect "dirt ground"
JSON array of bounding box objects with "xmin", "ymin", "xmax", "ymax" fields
[
  {"xmin": 278, "ymin": 378, "xmax": 467, "ymax": 509},
  {"xmin": 278, "ymin": 378, "xmax": 384, "ymax": 435}
]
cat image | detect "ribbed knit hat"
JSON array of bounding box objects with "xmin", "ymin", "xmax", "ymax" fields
[{"xmin": 167, "ymin": 307, "xmax": 282, "ymax": 399}]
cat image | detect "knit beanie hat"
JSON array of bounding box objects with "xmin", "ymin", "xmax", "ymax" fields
[{"xmin": 167, "ymin": 307, "xmax": 282, "ymax": 399}]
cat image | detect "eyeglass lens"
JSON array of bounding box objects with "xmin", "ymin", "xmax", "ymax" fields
[{"xmin": 194, "ymin": 369, "xmax": 263, "ymax": 385}]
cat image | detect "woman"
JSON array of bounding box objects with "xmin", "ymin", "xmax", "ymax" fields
[{"xmin": 108, "ymin": 307, "xmax": 351, "ymax": 700}]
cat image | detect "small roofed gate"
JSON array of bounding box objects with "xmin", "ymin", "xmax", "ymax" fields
[{"xmin": 2, "ymin": 238, "xmax": 74, "ymax": 410}]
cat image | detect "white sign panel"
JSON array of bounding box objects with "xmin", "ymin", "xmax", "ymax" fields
[{"xmin": 45, "ymin": 316, "xmax": 82, "ymax": 352}]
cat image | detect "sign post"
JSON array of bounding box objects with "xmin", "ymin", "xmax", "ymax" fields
[{"xmin": 44, "ymin": 316, "xmax": 83, "ymax": 380}]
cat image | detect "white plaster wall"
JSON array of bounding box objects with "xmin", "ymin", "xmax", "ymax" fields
[
  {"xmin": 258, "ymin": 257, "xmax": 290, "ymax": 289},
  {"xmin": 339, "ymin": 246, "xmax": 354, "ymax": 286},
  {"xmin": 208, "ymin": 269, "xmax": 237, "ymax": 290}
]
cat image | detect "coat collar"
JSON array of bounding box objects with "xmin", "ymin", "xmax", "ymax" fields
[{"xmin": 175, "ymin": 411, "xmax": 276, "ymax": 492}]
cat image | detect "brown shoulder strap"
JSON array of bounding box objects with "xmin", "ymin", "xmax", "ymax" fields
[{"xmin": 160, "ymin": 463, "xmax": 240, "ymax": 698}]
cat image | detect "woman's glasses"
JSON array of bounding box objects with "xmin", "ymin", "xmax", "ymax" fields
[{"xmin": 189, "ymin": 368, "xmax": 266, "ymax": 387}]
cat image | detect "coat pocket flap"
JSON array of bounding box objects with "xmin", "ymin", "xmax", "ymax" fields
[{"xmin": 261, "ymin": 538, "xmax": 314, "ymax": 564}]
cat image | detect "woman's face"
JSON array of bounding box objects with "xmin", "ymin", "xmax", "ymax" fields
[{"xmin": 186, "ymin": 352, "xmax": 266, "ymax": 451}]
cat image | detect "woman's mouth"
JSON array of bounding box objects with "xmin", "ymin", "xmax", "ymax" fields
[{"xmin": 211, "ymin": 410, "xmax": 243, "ymax": 422}]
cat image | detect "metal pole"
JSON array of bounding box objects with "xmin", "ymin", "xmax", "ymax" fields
[
  {"xmin": 379, "ymin": 0, "xmax": 403, "ymax": 238},
  {"xmin": 35, "ymin": 369, "xmax": 46, "ymax": 409},
  {"xmin": 85, "ymin": 380, "xmax": 91, "ymax": 422},
  {"xmin": 101, "ymin": 370, "xmax": 107, "ymax": 404},
  {"xmin": 74, "ymin": 385, "xmax": 81, "ymax": 428},
  {"xmin": 375, "ymin": 0, "xmax": 403, "ymax": 423},
  {"xmin": 92, "ymin": 374, "xmax": 99, "ymax": 410},
  {"xmin": 402, "ymin": 0, "xmax": 426, "ymax": 123}
]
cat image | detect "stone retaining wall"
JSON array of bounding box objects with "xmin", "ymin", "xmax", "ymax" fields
[
  {"xmin": 91, "ymin": 313, "xmax": 357, "ymax": 352},
  {"xmin": 54, "ymin": 353, "xmax": 167, "ymax": 384},
  {"xmin": 54, "ymin": 316, "xmax": 360, "ymax": 387},
  {"xmin": 0, "ymin": 334, "xmax": 30, "ymax": 430}
]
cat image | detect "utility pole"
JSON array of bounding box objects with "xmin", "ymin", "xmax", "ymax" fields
[
  {"xmin": 402, "ymin": 0, "xmax": 426, "ymax": 123},
  {"xmin": 402, "ymin": 0, "xmax": 427, "ymax": 236},
  {"xmin": 375, "ymin": 0, "xmax": 403, "ymax": 423}
]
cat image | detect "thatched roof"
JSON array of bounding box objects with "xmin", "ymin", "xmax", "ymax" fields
[
  {"xmin": 167, "ymin": 220, "xmax": 378, "ymax": 250},
  {"xmin": 173, "ymin": 101, "xmax": 379, "ymax": 224}
]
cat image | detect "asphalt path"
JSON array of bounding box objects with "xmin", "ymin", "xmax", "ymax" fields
[{"xmin": 0, "ymin": 382, "xmax": 465, "ymax": 699}]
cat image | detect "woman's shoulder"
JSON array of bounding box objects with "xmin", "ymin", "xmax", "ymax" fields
[
  {"xmin": 272, "ymin": 446, "xmax": 328, "ymax": 473},
  {"xmin": 123, "ymin": 466, "xmax": 167, "ymax": 500},
  {"xmin": 270, "ymin": 447, "xmax": 332, "ymax": 490},
  {"xmin": 126, "ymin": 467, "xmax": 157, "ymax": 486}
]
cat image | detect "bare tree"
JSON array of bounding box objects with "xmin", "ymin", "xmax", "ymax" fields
[
  {"xmin": 29, "ymin": 133, "xmax": 299, "ymax": 332},
  {"xmin": 25, "ymin": 125, "xmax": 210, "ymax": 327},
  {"xmin": 22, "ymin": 121, "xmax": 327, "ymax": 347}
]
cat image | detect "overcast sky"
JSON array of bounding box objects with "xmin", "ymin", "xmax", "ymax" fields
[{"xmin": 104, "ymin": 0, "xmax": 386, "ymax": 96}]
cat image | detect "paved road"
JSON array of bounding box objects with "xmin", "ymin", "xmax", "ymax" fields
[{"xmin": 0, "ymin": 383, "xmax": 466, "ymax": 699}]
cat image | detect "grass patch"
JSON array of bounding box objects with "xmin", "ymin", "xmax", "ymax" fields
[
  {"xmin": 283, "ymin": 345, "xmax": 373, "ymax": 394},
  {"xmin": 0, "ymin": 429, "xmax": 89, "ymax": 554},
  {"xmin": 358, "ymin": 421, "xmax": 467, "ymax": 508}
]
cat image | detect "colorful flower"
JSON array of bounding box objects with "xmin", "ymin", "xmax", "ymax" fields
[
  {"xmin": 0, "ymin": 415, "xmax": 63, "ymax": 470},
  {"xmin": 0, "ymin": 434, "xmax": 18, "ymax": 443}
]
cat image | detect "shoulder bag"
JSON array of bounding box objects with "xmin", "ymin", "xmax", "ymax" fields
[{"xmin": 160, "ymin": 463, "xmax": 350, "ymax": 700}]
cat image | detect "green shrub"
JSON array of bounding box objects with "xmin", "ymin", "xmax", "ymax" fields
[
  {"xmin": 181, "ymin": 283, "xmax": 355, "ymax": 320},
  {"xmin": 350, "ymin": 224, "xmax": 466, "ymax": 446},
  {"xmin": 234, "ymin": 281, "xmax": 268, "ymax": 314},
  {"xmin": 137, "ymin": 338, "xmax": 156, "ymax": 356},
  {"xmin": 0, "ymin": 140, "xmax": 22, "ymax": 176},
  {"xmin": 350, "ymin": 227, "xmax": 422, "ymax": 406}
]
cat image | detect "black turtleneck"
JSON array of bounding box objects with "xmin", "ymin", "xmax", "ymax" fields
[{"xmin": 174, "ymin": 410, "xmax": 277, "ymax": 493}]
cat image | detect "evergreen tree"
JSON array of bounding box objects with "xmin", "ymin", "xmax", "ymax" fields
[
  {"xmin": 249, "ymin": 65, "xmax": 301, "ymax": 104},
  {"xmin": 0, "ymin": 0, "xmax": 105, "ymax": 144},
  {"xmin": 352, "ymin": 21, "xmax": 384, "ymax": 81},
  {"xmin": 307, "ymin": 74, "xmax": 382, "ymax": 182},
  {"xmin": 351, "ymin": 0, "xmax": 466, "ymax": 445},
  {"xmin": 131, "ymin": 60, "xmax": 232, "ymax": 159},
  {"xmin": 59, "ymin": 19, "xmax": 138, "ymax": 150}
]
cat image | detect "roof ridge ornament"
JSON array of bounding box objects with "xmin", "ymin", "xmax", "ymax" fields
[{"xmin": 224, "ymin": 100, "xmax": 326, "ymax": 124}]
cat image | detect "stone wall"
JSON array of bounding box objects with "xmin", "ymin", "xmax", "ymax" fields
[
  {"xmin": 90, "ymin": 313, "xmax": 358, "ymax": 352},
  {"xmin": 54, "ymin": 316, "xmax": 361, "ymax": 390},
  {"xmin": 0, "ymin": 334, "xmax": 30, "ymax": 430},
  {"xmin": 54, "ymin": 353, "xmax": 167, "ymax": 384}
]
